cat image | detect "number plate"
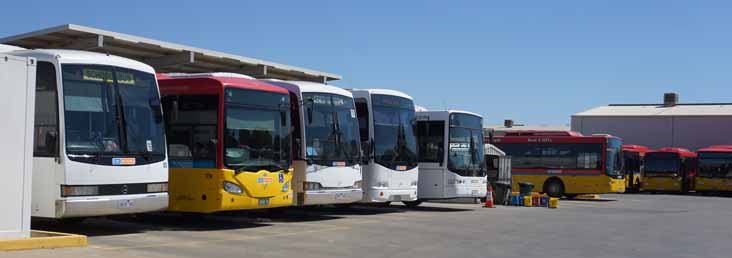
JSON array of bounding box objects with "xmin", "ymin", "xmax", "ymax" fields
[
  {"xmin": 118, "ymin": 200, "xmax": 135, "ymax": 209},
  {"xmin": 335, "ymin": 192, "xmax": 347, "ymax": 200},
  {"xmin": 471, "ymin": 190, "xmax": 479, "ymax": 196},
  {"xmin": 258, "ymin": 198, "xmax": 270, "ymax": 206}
]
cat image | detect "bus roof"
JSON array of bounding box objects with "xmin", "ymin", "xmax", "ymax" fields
[
  {"xmin": 347, "ymin": 88, "xmax": 413, "ymax": 100},
  {"xmin": 6, "ymin": 49, "xmax": 155, "ymax": 73},
  {"xmin": 492, "ymin": 130, "xmax": 618, "ymax": 144},
  {"xmin": 697, "ymin": 145, "xmax": 732, "ymax": 153},
  {"xmin": 502, "ymin": 130, "xmax": 584, "ymax": 137},
  {"xmin": 648, "ymin": 147, "xmax": 697, "ymax": 157},
  {"xmin": 158, "ymin": 73, "xmax": 289, "ymax": 95},
  {"xmin": 261, "ymin": 80, "xmax": 353, "ymax": 98},
  {"xmin": 622, "ymin": 144, "xmax": 650, "ymax": 153},
  {"xmin": 417, "ymin": 110, "xmax": 483, "ymax": 119}
]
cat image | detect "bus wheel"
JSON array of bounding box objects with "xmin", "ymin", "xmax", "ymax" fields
[
  {"xmin": 544, "ymin": 179, "xmax": 565, "ymax": 198},
  {"xmin": 59, "ymin": 217, "xmax": 86, "ymax": 225},
  {"xmin": 334, "ymin": 203, "xmax": 354, "ymax": 209},
  {"xmin": 376, "ymin": 202, "xmax": 391, "ymax": 208},
  {"xmin": 403, "ymin": 200, "xmax": 423, "ymax": 208}
]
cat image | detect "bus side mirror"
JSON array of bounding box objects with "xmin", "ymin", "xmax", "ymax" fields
[
  {"xmin": 294, "ymin": 138, "xmax": 303, "ymax": 160},
  {"xmin": 306, "ymin": 107, "xmax": 313, "ymax": 125},
  {"xmin": 169, "ymin": 99, "xmax": 179, "ymax": 122},
  {"xmin": 46, "ymin": 131, "xmax": 59, "ymax": 160},
  {"xmin": 438, "ymin": 148, "xmax": 445, "ymax": 167},
  {"xmin": 359, "ymin": 144, "xmax": 368, "ymax": 165}
]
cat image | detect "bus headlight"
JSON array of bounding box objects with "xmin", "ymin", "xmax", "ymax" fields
[
  {"xmin": 410, "ymin": 181, "xmax": 418, "ymax": 186},
  {"xmin": 62, "ymin": 185, "xmax": 99, "ymax": 197},
  {"xmin": 281, "ymin": 182, "xmax": 290, "ymax": 192},
  {"xmin": 223, "ymin": 181, "xmax": 243, "ymax": 194},
  {"xmin": 353, "ymin": 180, "xmax": 363, "ymax": 188},
  {"xmin": 147, "ymin": 183, "xmax": 168, "ymax": 193},
  {"xmin": 304, "ymin": 182, "xmax": 322, "ymax": 190}
]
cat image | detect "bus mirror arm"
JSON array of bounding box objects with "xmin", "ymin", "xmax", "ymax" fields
[
  {"xmin": 370, "ymin": 138, "xmax": 376, "ymax": 159},
  {"xmin": 438, "ymin": 149, "xmax": 444, "ymax": 167},
  {"xmin": 46, "ymin": 131, "xmax": 60, "ymax": 163},
  {"xmin": 170, "ymin": 99, "xmax": 179, "ymax": 122}
]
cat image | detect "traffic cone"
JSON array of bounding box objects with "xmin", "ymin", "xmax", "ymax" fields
[{"xmin": 484, "ymin": 184, "xmax": 495, "ymax": 208}]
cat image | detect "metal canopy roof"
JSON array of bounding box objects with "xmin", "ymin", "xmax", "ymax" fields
[{"xmin": 0, "ymin": 24, "xmax": 341, "ymax": 83}]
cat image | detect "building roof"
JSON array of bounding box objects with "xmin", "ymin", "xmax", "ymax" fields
[
  {"xmin": 0, "ymin": 24, "xmax": 341, "ymax": 83},
  {"xmin": 573, "ymin": 103, "xmax": 732, "ymax": 117}
]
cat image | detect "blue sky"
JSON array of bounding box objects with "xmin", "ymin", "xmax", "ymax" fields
[{"xmin": 2, "ymin": 1, "xmax": 731, "ymax": 125}]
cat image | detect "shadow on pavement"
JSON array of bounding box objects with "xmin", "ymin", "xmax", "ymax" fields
[
  {"xmin": 32, "ymin": 213, "xmax": 270, "ymax": 237},
  {"xmin": 561, "ymin": 198, "xmax": 617, "ymax": 202},
  {"xmin": 399, "ymin": 204, "xmax": 476, "ymax": 212}
]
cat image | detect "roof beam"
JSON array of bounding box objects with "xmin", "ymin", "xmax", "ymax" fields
[
  {"xmin": 235, "ymin": 64, "xmax": 268, "ymax": 77},
  {"xmin": 55, "ymin": 35, "xmax": 104, "ymax": 50},
  {"xmin": 144, "ymin": 51, "xmax": 195, "ymax": 68}
]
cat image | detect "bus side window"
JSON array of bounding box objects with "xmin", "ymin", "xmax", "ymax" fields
[
  {"xmin": 165, "ymin": 95, "xmax": 218, "ymax": 168},
  {"xmin": 354, "ymin": 98, "xmax": 369, "ymax": 142},
  {"xmin": 417, "ymin": 120, "xmax": 445, "ymax": 165},
  {"xmin": 33, "ymin": 61, "xmax": 59, "ymax": 157},
  {"xmin": 290, "ymin": 92, "xmax": 303, "ymax": 160}
]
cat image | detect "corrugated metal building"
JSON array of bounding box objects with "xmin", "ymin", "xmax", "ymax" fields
[{"xmin": 571, "ymin": 93, "xmax": 732, "ymax": 150}]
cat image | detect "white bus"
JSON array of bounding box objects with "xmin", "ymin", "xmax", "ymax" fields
[
  {"xmin": 4, "ymin": 49, "xmax": 168, "ymax": 218},
  {"xmin": 263, "ymin": 80, "xmax": 363, "ymax": 206},
  {"xmin": 349, "ymin": 89, "xmax": 419, "ymax": 205},
  {"xmin": 412, "ymin": 110, "xmax": 487, "ymax": 206}
]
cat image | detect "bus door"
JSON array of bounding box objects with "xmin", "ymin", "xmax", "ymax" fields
[
  {"xmin": 416, "ymin": 120, "xmax": 446, "ymax": 199},
  {"xmin": 681, "ymin": 157, "xmax": 697, "ymax": 192}
]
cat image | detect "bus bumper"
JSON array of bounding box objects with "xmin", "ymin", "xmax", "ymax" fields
[
  {"xmin": 362, "ymin": 188, "xmax": 418, "ymax": 203},
  {"xmin": 447, "ymin": 185, "xmax": 487, "ymax": 198},
  {"xmin": 609, "ymin": 178, "xmax": 626, "ymax": 193},
  {"xmin": 302, "ymin": 189, "xmax": 363, "ymax": 206},
  {"xmin": 56, "ymin": 193, "xmax": 168, "ymax": 218}
]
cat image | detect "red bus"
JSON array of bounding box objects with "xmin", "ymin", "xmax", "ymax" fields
[
  {"xmin": 492, "ymin": 131, "xmax": 625, "ymax": 198},
  {"xmin": 622, "ymin": 145, "xmax": 649, "ymax": 193},
  {"xmin": 642, "ymin": 147, "xmax": 696, "ymax": 193},
  {"xmin": 695, "ymin": 145, "xmax": 732, "ymax": 194},
  {"xmin": 158, "ymin": 73, "xmax": 294, "ymax": 213}
]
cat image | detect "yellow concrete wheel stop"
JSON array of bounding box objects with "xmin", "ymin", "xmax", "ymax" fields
[{"xmin": 0, "ymin": 230, "xmax": 87, "ymax": 251}]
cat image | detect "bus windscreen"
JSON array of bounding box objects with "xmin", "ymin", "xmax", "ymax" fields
[{"xmin": 698, "ymin": 152, "xmax": 732, "ymax": 178}]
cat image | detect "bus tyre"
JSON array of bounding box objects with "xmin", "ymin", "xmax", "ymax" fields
[
  {"xmin": 403, "ymin": 200, "xmax": 423, "ymax": 208},
  {"xmin": 376, "ymin": 202, "xmax": 391, "ymax": 208},
  {"xmin": 334, "ymin": 203, "xmax": 354, "ymax": 209},
  {"xmin": 544, "ymin": 179, "xmax": 565, "ymax": 198},
  {"xmin": 60, "ymin": 217, "xmax": 86, "ymax": 225}
]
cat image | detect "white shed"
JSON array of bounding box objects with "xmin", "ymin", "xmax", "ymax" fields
[{"xmin": 571, "ymin": 93, "xmax": 732, "ymax": 150}]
